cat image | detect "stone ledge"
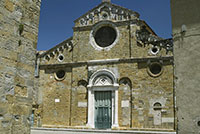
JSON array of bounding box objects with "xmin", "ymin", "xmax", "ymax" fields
[{"xmin": 40, "ymin": 56, "xmax": 173, "ymax": 69}]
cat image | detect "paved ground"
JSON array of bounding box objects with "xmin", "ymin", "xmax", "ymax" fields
[{"xmin": 31, "ymin": 128, "xmax": 176, "ymax": 134}]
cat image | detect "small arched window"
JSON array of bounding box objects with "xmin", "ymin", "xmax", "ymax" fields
[
  {"xmin": 153, "ymin": 102, "xmax": 162, "ymax": 111},
  {"xmin": 119, "ymin": 77, "xmax": 132, "ymax": 88}
]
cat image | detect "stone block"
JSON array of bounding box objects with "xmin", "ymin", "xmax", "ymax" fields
[
  {"xmin": 23, "ymin": 32, "xmax": 37, "ymax": 42},
  {"xmin": 121, "ymin": 100, "xmax": 129, "ymax": 107},
  {"xmin": 78, "ymin": 102, "xmax": 87, "ymax": 107},
  {"xmin": 0, "ymin": 49, "xmax": 18, "ymax": 61},
  {"xmin": 162, "ymin": 117, "xmax": 174, "ymax": 123},
  {"xmin": 15, "ymin": 85, "xmax": 28, "ymax": 97},
  {"xmin": 5, "ymin": 0, "xmax": 14, "ymax": 12}
]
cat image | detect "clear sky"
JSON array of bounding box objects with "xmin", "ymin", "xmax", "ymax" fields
[{"xmin": 37, "ymin": 0, "xmax": 171, "ymax": 50}]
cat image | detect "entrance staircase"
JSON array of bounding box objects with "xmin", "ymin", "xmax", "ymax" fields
[{"xmin": 31, "ymin": 128, "xmax": 176, "ymax": 134}]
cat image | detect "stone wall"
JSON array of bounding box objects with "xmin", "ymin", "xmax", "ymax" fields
[
  {"xmin": 171, "ymin": 0, "xmax": 200, "ymax": 133},
  {"xmin": 37, "ymin": 61, "xmax": 174, "ymax": 130},
  {"xmin": 0, "ymin": 0, "xmax": 41, "ymax": 133}
]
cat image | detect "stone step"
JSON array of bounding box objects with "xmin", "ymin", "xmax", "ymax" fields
[{"xmin": 31, "ymin": 128, "xmax": 176, "ymax": 134}]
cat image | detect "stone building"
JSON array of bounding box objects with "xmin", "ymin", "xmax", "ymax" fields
[
  {"xmin": 0, "ymin": 0, "xmax": 41, "ymax": 134},
  {"xmin": 171, "ymin": 0, "xmax": 200, "ymax": 133},
  {"xmin": 34, "ymin": 0, "xmax": 175, "ymax": 132}
]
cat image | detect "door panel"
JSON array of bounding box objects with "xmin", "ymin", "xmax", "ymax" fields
[{"xmin": 95, "ymin": 91, "xmax": 112, "ymax": 129}]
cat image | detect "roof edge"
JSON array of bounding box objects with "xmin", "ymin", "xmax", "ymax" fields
[
  {"xmin": 140, "ymin": 20, "xmax": 157, "ymax": 36},
  {"xmin": 38, "ymin": 37, "xmax": 73, "ymax": 58},
  {"xmin": 74, "ymin": 2, "xmax": 140, "ymax": 23}
]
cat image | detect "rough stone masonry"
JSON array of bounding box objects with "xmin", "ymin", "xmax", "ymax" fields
[
  {"xmin": 35, "ymin": 0, "xmax": 174, "ymax": 131},
  {"xmin": 0, "ymin": 0, "xmax": 41, "ymax": 134}
]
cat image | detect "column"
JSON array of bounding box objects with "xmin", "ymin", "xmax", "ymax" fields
[
  {"xmin": 112, "ymin": 89, "xmax": 119, "ymax": 128},
  {"xmin": 87, "ymin": 88, "xmax": 95, "ymax": 128}
]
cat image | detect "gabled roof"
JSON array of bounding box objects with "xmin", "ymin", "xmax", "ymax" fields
[
  {"xmin": 74, "ymin": 1, "xmax": 140, "ymax": 23},
  {"xmin": 39, "ymin": 2, "xmax": 159, "ymax": 60}
]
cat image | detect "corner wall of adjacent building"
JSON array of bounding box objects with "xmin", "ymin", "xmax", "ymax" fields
[
  {"xmin": 0, "ymin": 0, "xmax": 41, "ymax": 133},
  {"xmin": 171, "ymin": 0, "xmax": 200, "ymax": 133}
]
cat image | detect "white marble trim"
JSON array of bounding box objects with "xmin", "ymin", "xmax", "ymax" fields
[{"xmin": 87, "ymin": 69, "xmax": 119, "ymax": 128}]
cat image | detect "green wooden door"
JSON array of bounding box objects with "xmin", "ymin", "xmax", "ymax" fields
[{"xmin": 95, "ymin": 91, "xmax": 112, "ymax": 129}]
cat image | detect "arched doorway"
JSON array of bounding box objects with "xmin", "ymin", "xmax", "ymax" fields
[{"xmin": 87, "ymin": 69, "xmax": 119, "ymax": 129}]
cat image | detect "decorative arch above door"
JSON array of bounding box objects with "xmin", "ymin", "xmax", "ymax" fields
[{"xmin": 87, "ymin": 69, "xmax": 119, "ymax": 129}]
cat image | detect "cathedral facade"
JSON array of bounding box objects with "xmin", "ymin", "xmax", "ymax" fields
[{"xmin": 34, "ymin": 0, "xmax": 174, "ymax": 131}]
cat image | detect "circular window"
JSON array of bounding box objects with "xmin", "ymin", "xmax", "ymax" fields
[
  {"xmin": 150, "ymin": 46, "xmax": 159, "ymax": 55},
  {"xmin": 94, "ymin": 26, "xmax": 117, "ymax": 48},
  {"xmin": 148, "ymin": 63, "xmax": 163, "ymax": 77},
  {"xmin": 55, "ymin": 70, "xmax": 66, "ymax": 81},
  {"xmin": 58, "ymin": 54, "xmax": 64, "ymax": 62}
]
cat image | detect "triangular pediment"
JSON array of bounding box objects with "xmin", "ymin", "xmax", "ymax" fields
[
  {"xmin": 74, "ymin": 2, "xmax": 140, "ymax": 27},
  {"xmin": 93, "ymin": 75, "xmax": 113, "ymax": 86}
]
